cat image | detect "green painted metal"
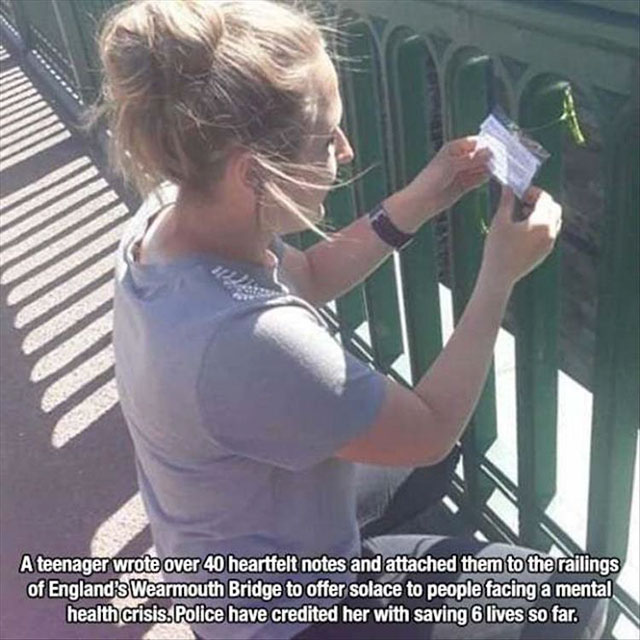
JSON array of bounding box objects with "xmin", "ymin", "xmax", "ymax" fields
[
  {"xmin": 340, "ymin": 18, "xmax": 403, "ymax": 370},
  {"xmin": 447, "ymin": 50, "xmax": 498, "ymax": 520},
  {"xmin": 282, "ymin": 231, "xmax": 303, "ymax": 250},
  {"xmin": 5, "ymin": 0, "xmax": 639, "ymax": 629},
  {"xmin": 51, "ymin": 0, "xmax": 100, "ymax": 103},
  {"xmin": 0, "ymin": 0, "xmax": 15, "ymax": 26},
  {"xmin": 21, "ymin": 0, "xmax": 67, "ymax": 59},
  {"xmin": 586, "ymin": 114, "xmax": 639, "ymax": 569},
  {"xmin": 70, "ymin": 0, "xmax": 119, "ymax": 81},
  {"xmin": 7, "ymin": 1, "xmax": 30, "ymax": 49},
  {"xmin": 514, "ymin": 78, "xmax": 565, "ymax": 550},
  {"xmin": 18, "ymin": 0, "xmax": 75, "ymax": 88},
  {"xmin": 320, "ymin": 42, "xmax": 369, "ymax": 343},
  {"xmin": 572, "ymin": 0, "xmax": 640, "ymax": 16},
  {"xmin": 298, "ymin": 228, "xmax": 319, "ymax": 250},
  {"xmin": 323, "ymin": 12, "xmax": 637, "ymax": 626},
  {"xmin": 388, "ymin": 31, "xmax": 443, "ymax": 383},
  {"xmin": 62, "ymin": 0, "xmax": 119, "ymax": 103},
  {"xmin": 290, "ymin": 36, "xmax": 369, "ymax": 342},
  {"xmin": 325, "ymin": 170, "xmax": 368, "ymax": 344}
]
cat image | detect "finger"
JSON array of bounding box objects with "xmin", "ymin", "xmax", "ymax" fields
[
  {"xmin": 497, "ymin": 186, "xmax": 516, "ymax": 218},
  {"xmin": 555, "ymin": 208, "xmax": 563, "ymax": 231},
  {"xmin": 454, "ymin": 165, "xmax": 489, "ymax": 192},
  {"xmin": 456, "ymin": 148, "xmax": 492, "ymax": 171},
  {"xmin": 462, "ymin": 167, "xmax": 491, "ymax": 188},
  {"xmin": 449, "ymin": 136, "xmax": 479, "ymax": 156},
  {"xmin": 467, "ymin": 145, "xmax": 492, "ymax": 160},
  {"xmin": 530, "ymin": 204, "xmax": 561, "ymax": 233},
  {"xmin": 522, "ymin": 185, "xmax": 543, "ymax": 206},
  {"xmin": 465, "ymin": 163, "xmax": 492, "ymax": 176},
  {"xmin": 459, "ymin": 135, "xmax": 479, "ymax": 150},
  {"xmin": 474, "ymin": 148, "xmax": 493, "ymax": 164},
  {"xmin": 461, "ymin": 135, "xmax": 479, "ymax": 152},
  {"xmin": 520, "ymin": 203, "xmax": 535, "ymax": 221}
]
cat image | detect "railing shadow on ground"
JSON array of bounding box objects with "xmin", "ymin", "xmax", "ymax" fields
[{"xmin": 0, "ymin": 45, "xmax": 195, "ymax": 640}]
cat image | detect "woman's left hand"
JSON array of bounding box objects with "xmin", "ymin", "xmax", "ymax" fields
[{"xmin": 408, "ymin": 136, "xmax": 493, "ymax": 216}]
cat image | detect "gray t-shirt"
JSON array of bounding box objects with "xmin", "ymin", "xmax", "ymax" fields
[{"xmin": 113, "ymin": 188, "xmax": 386, "ymax": 639}]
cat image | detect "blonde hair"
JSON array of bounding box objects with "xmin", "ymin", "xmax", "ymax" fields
[{"xmin": 82, "ymin": 0, "xmax": 362, "ymax": 238}]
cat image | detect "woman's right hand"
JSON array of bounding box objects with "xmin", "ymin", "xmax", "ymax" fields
[{"xmin": 482, "ymin": 185, "xmax": 563, "ymax": 287}]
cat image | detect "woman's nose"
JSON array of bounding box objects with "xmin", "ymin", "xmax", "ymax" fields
[{"xmin": 337, "ymin": 131, "xmax": 355, "ymax": 165}]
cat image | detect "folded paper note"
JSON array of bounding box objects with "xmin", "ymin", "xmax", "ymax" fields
[{"xmin": 476, "ymin": 107, "xmax": 550, "ymax": 199}]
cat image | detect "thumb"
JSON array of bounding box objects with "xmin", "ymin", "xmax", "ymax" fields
[{"xmin": 496, "ymin": 185, "xmax": 516, "ymax": 220}]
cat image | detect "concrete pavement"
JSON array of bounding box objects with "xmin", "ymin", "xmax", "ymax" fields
[{"xmin": 0, "ymin": 43, "xmax": 193, "ymax": 640}]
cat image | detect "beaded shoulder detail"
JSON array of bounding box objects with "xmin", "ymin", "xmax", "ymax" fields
[{"xmin": 210, "ymin": 266, "xmax": 282, "ymax": 302}]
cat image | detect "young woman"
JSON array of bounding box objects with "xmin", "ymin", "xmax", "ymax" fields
[{"xmin": 89, "ymin": 1, "xmax": 608, "ymax": 638}]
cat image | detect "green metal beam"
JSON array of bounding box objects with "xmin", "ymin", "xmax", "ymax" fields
[
  {"xmin": 447, "ymin": 51, "xmax": 497, "ymax": 522},
  {"xmin": 515, "ymin": 77, "xmax": 565, "ymax": 550},
  {"xmin": 341, "ymin": 18, "xmax": 403, "ymax": 370},
  {"xmin": 586, "ymin": 115, "xmax": 639, "ymax": 566},
  {"xmin": 389, "ymin": 31, "xmax": 443, "ymax": 384}
]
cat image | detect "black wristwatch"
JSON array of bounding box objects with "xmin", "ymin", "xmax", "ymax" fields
[{"xmin": 368, "ymin": 203, "xmax": 415, "ymax": 250}]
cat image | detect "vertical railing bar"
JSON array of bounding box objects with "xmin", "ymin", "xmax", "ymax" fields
[
  {"xmin": 331, "ymin": 14, "xmax": 368, "ymax": 341},
  {"xmin": 586, "ymin": 115, "xmax": 639, "ymax": 636},
  {"xmin": 8, "ymin": 0, "xmax": 30, "ymax": 51},
  {"xmin": 50, "ymin": 0, "xmax": 82, "ymax": 92},
  {"xmin": 390, "ymin": 33, "xmax": 444, "ymax": 384},
  {"xmin": 340, "ymin": 2, "xmax": 639, "ymax": 629},
  {"xmin": 447, "ymin": 51, "xmax": 498, "ymax": 526},
  {"xmin": 51, "ymin": 0, "xmax": 100, "ymax": 103},
  {"xmin": 344, "ymin": 18, "xmax": 403, "ymax": 369},
  {"xmin": 515, "ymin": 78, "xmax": 565, "ymax": 550}
]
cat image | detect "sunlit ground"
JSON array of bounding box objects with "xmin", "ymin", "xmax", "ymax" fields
[
  {"xmin": 0, "ymin": 44, "xmax": 195, "ymax": 639},
  {"xmin": 1, "ymin": 41, "xmax": 638, "ymax": 640}
]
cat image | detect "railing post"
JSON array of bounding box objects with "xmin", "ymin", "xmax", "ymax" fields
[
  {"xmin": 51, "ymin": 0, "xmax": 99, "ymax": 103},
  {"xmin": 515, "ymin": 78, "xmax": 565, "ymax": 550},
  {"xmin": 390, "ymin": 33, "xmax": 443, "ymax": 383},
  {"xmin": 9, "ymin": 0, "xmax": 31, "ymax": 52},
  {"xmin": 342, "ymin": 19, "xmax": 403, "ymax": 370},
  {"xmin": 586, "ymin": 115, "xmax": 639, "ymax": 570},
  {"xmin": 326, "ymin": 24, "xmax": 369, "ymax": 345},
  {"xmin": 326, "ymin": 169, "xmax": 368, "ymax": 345},
  {"xmin": 447, "ymin": 51, "xmax": 497, "ymax": 525}
]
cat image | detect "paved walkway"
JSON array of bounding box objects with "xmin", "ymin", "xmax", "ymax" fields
[{"xmin": 0, "ymin": 44, "xmax": 192, "ymax": 640}]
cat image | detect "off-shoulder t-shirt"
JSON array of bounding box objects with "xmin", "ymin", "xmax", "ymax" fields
[{"xmin": 112, "ymin": 186, "xmax": 386, "ymax": 639}]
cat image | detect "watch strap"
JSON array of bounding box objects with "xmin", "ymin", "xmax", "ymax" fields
[{"xmin": 368, "ymin": 203, "xmax": 415, "ymax": 249}]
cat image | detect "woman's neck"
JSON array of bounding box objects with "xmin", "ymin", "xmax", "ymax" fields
[{"xmin": 161, "ymin": 184, "xmax": 275, "ymax": 268}]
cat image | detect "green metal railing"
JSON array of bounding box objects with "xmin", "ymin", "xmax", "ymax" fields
[
  {"xmin": 327, "ymin": 3, "xmax": 639, "ymax": 635},
  {"xmin": 1, "ymin": 0, "xmax": 637, "ymax": 635},
  {"xmin": 319, "ymin": 3, "xmax": 639, "ymax": 635},
  {"xmin": 1, "ymin": 0, "xmax": 117, "ymax": 102}
]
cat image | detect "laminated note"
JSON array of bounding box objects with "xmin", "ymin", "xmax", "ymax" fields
[{"xmin": 476, "ymin": 107, "xmax": 550, "ymax": 199}]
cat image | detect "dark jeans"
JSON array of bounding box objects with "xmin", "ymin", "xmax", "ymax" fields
[{"xmin": 195, "ymin": 462, "xmax": 608, "ymax": 640}]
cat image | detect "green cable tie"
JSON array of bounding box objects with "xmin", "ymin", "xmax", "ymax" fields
[{"xmin": 520, "ymin": 86, "xmax": 586, "ymax": 146}]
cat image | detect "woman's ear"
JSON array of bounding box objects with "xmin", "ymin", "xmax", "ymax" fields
[
  {"xmin": 241, "ymin": 155, "xmax": 273, "ymax": 231},
  {"xmin": 225, "ymin": 147, "xmax": 260, "ymax": 198},
  {"xmin": 234, "ymin": 150, "xmax": 256, "ymax": 189},
  {"xmin": 246, "ymin": 159, "xmax": 264, "ymax": 199}
]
